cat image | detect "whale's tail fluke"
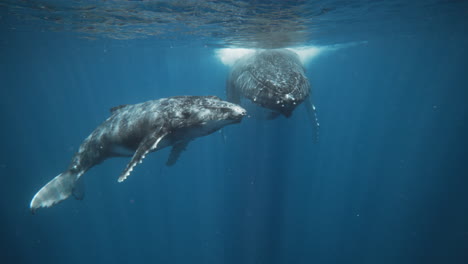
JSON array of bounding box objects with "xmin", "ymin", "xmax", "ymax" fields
[{"xmin": 30, "ymin": 170, "xmax": 81, "ymax": 214}]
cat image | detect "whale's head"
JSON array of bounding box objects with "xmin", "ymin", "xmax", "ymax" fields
[
  {"xmin": 167, "ymin": 96, "xmax": 246, "ymax": 135},
  {"xmin": 198, "ymin": 96, "xmax": 247, "ymax": 124},
  {"xmin": 230, "ymin": 49, "xmax": 311, "ymax": 118}
]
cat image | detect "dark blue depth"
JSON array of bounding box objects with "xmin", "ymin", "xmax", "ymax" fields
[{"xmin": 1, "ymin": 4, "xmax": 468, "ymax": 264}]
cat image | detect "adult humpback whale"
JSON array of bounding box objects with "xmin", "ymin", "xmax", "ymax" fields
[
  {"xmin": 226, "ymin": 49, "xmax": 319, "ymax": 136},
  {"xmin": 30, "ymin": 96, "xmax": 246, "ymax": 213}
]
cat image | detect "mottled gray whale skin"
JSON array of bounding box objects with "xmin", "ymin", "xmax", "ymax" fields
[
  {"xmin": 227, "ymin": 49, "xmax": 311, "ymax": 118},
  {"xmin": 30, "ymin": 96, "xmax": 246, "ymax": 213}
]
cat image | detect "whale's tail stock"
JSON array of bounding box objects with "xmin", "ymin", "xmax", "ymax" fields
[{"xmin": 30, "ymin": 170, "xmax": 83, "ymax": 214}]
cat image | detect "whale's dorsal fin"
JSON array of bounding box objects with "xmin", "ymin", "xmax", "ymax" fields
[
  {"xmin": 166, "ymin": 141, "xmax": 190, "ymax": 166},
  {"xmin": 118, "ymin": 127, "xmax": 167, "ymax": 182},
  {"xmin": 110, "ymin": 104, "xmax": 129, "ymax": 114}
]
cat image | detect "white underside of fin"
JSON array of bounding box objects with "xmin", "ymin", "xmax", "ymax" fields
[{"xmin": 117, "ymin": 134, "xmax": 165, "ymax": 183}]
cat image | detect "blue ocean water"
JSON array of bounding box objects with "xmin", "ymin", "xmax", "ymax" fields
[{"xmin": 1, "ymin": 1, "xmax": 468, "ymax": 263}]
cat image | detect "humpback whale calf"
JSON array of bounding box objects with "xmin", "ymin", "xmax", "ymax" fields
[
  {"xmin": 30, "ymin": 96, "xmax": 246, "ymax": 212},
  {"xmin": 226, "ymin": 49, "xmax": 319, "ymax": 137}
]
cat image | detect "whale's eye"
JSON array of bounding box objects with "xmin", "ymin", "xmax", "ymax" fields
[
  {"xmin": 219, "ymin": 108, "xmax": 230, "ymax": 114},
  {"xmin": 182, "ymin": 111, "xmax": 191, "ymax": 118}
]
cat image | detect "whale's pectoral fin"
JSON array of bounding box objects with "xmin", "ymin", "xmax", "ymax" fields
[
  {"xmin": 166, "ymin": 141, "xmax": 190, "ymax": 166},
  {"xmin": 30, "ymin": 170, "xmax": 79, "ymax": 213},
  {"xmin": 305, "ymin": 99, "xmax": 320, "ymax": 143},
  {"xmin": 118, "ymin": 128, "xmax": 167, "ymax": 183}
]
